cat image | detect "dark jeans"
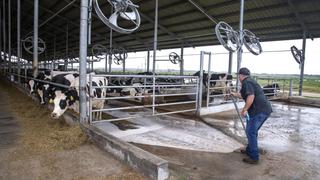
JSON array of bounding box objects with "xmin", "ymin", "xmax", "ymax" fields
[{"xmin": 245, "ymin": 113, "xmax": 269, "ymax": 160}]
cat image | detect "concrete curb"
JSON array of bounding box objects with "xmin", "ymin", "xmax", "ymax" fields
[
  {"xmin": 81, "ymin": 123, "xmax": 169, "ymax": 180},
  {"xmin": 287, "ymin": 96, "xmax": 320, "ymax": 108}
]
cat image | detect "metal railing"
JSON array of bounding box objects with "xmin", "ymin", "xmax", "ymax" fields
[
  {"xmin": 88, "ymin": 74, "xmax": 199, "ymax": 124},
  {"xmin": 256, "ymin": 77, "xmax": 296, "ymax": 97},
  {"xmin": 206, "ymin": 78, "xmax": 237, "ymax": 106}
]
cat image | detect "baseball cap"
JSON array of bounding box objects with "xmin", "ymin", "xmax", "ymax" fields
[{"xmin": 236, "ymin": 67, "xmax": 251, "ymax": 76}]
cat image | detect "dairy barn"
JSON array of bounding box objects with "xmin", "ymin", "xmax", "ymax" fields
[{"xmin": 1, "ymin": 0, "xmax": 320, "ymax": 179}]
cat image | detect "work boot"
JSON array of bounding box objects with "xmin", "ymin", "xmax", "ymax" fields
[
  {"xmin": 237, "ymin": 148, "xmax": 267, "ymax": 155},
  {"xmin": 243, "ymin": 157, "xmax": 259, "ymax": 164}
]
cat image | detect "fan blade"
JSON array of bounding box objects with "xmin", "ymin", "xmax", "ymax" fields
[
  {"xmin": 120, "ymin": 11, "xmax": 136, "ymax": 21},
  {"xmin": 109, "ymin": 12, "xmax": 119, "ymax": 27}
]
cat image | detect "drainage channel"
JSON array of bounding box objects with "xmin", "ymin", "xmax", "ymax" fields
[{"xmin": 93, "ymin": 101, "xmax": 243, "ymax": 153}]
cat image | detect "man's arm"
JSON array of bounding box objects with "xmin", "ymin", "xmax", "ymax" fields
[
  {"xmin": 231, "ymin": 92, "xmax": 242, "ymax": 99},
  {"xmin": 241, "ymin": 94, "xmax": 254, "ymax": 116}
]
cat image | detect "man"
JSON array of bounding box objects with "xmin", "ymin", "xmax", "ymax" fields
[{"xmin": 231, "ymin": 67, "xmax": 272, "ymax": 164}]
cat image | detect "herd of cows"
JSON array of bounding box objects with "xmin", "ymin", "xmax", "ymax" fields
[{"xmin": 19, "ymin": 69, "xmax": 279, "ymax": 120}]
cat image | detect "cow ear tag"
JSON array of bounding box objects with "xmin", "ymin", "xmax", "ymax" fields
[
  {"xmin": 49, "ymin": 99, "xmax": 54, "ymax": 104},
  {"xmin": 70, "ymin": 96, "xmax": 74, "ymax": 101}
]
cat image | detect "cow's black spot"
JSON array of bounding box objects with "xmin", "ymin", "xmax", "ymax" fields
[
  {"xmin": 59, "ymin": 99, "xmax": 67, "ymax": 109},
  {"xmin": 92, "ymin": 82, "xmax": 102, "ymax": 98}
]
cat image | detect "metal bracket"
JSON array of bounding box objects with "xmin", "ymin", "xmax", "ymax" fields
[
  {"xmin": 93, "ymin": 0, "xmax": 141, "ymax": 34},
  {"xmin": 22, "ymin": 36, "xmax": 46, "ymax": 54}
]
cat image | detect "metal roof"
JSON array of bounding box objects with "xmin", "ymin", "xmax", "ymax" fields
[{"xmin": 3, "ymin": 0, "xmax": 320, "ymax": 61}]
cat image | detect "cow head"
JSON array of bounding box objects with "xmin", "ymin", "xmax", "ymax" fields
[{"xmin": 50, "ymin": 89, "xmax": 78, "ymax": 119}]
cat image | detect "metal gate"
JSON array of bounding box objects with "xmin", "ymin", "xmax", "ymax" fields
[{"xmin": 88, "ymin": 74, "xmax": 199, "ymax": 124}]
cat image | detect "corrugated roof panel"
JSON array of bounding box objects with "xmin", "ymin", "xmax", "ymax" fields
[{"xmin": 4, "ymin": 0, "xmax": 320, "ymax": 61}]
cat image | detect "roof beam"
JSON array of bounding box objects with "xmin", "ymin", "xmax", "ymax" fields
[
  {"xmin": 24, "ymin": 0, "xmax": 118, "ymax": 47},
  {"xmin": 187, "ymin": 0, "xmax": 219, "ymax": 24},
  {"xmin": 287, "ymin": 0, "xmax": 312, "ymax": 38},
  {"xmin": 139, "ymin": 12, "xmax": 194, "ymax": 48}
]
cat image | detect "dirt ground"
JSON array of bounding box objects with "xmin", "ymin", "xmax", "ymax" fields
[{"xmin": 0, "ymin": 79, "xmax": 145, "ymax": 180}]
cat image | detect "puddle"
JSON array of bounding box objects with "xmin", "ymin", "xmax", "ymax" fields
[
  {"xmin": 203, "ymin": 101, "xmax": 320, "ymax": 165},
  {"xmin": 260, "ymin": 102, "xmax": 320, "ymax": 155}
]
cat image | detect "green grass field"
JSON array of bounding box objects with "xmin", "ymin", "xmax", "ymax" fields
[{"xmin": 254, "ymin": 74, "xmax": 320, "ymax": 94}]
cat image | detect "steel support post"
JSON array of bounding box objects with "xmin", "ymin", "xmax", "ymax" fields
[
  {"xmin": 108, "ymin": 30, "xmax": 112, "ymax": 73},
  {"xmin": 299, "ymin": 33, "xmax": 307, "ymax": 96},
  {"xmin": 196, "ymin": 51, "xmax": 206, "ymax": 116},
  {"xmin": 152, "ymin": 0, "xmax": 158, "ymax": 115},
  {"xmin": 105, "ymin": 53, "xmax": 108, "ymax": 73},
  {"xmin": 17, "ymin": 0, "xmax": 21, "ymax": 83},
  {"xmin": 236, "ymin": 0, "xmax": 244, "ymax": 92},
  {"xmin": 33, "ymin": 0, "xmax": 39, "ymax": 77},
  {"xmin": 152, "ymin": 0, "xmax": 158, "ymax": 75},
  {"xmin": 122, "ymin": 58, "xmax": 125, "ymax": 74},
  {"xmin": 0, "ymin": 4, "xmax": 2, "ymax": 73},
  {"xmin": 79, "ymin": 0, "xmax": 89, "ymax": 123},
  {"xmin": 8, "ymin": 0, "xmax": 12, "ymax": 76},
  {"xmin": 53, "ymin": 35, "xmax": 56, "ymax": 63},
  {"xmin": 108, "ymin": 7, "xmax": 113, "ymax": 74},
  {"xmin": 50, "ymin": 60, "xmax": 54, "ymax": 78},
  {"xmin": 289, "ymin": 79, "xmax": 293, "ymax": 97},
  {"xmin": 206, "ymin": 52, "xmax": 212, "ymax": 108},
  {"xmin": 146, "ymin": 50, "xmax": 150, "ymax": 72},
  {"xmin": 180, "ymin": 46, "xmax": 184, "ymax": 76},
  {"xmin": 2, "ymin": 0, "xmax": 6, "ymax": 75},
  {"xmin": 65, "ymin": 23, "xmax": 69, "ymax": 71},
  {"xmin": 228, "ymin": 51, "xmax": 233, "ymax": 74}
]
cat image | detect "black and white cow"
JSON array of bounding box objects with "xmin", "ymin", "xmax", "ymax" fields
[
  {"xmin": 120, "ymin": 83, "xmax": 144, "ymax": 98},
  {"xmin": 263, "ymin": 83, "xmax": 280, "ymax": 97},
  {"xmin": 108, "ymin": 76, "xmax": 131, "ymax": 93},
  {"xmin": 193, "ymin": 71, "xmax": 233, "ymax": 101},
  {"xmin": 209, "ymin": 73, "xmax": 233, "ymax": 87},
  {"xmin": 28, "ymin": 70, "xmax": 52, "ymax": 104},
  {"xmin": 49, "ymin": 73, "xmax": 108, "ymax": 119},
  {"xmin": 193, "ymin": 70, "xmax": 209, "ymax": 87},
  {"xmin": 28, "ymin": 70, "xmax": 78, "ymax": 104}
]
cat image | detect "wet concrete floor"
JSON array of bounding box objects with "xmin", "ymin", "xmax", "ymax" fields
[
  {"xmin": 94, "ymin": 113, "xmax": 242, "ymax": 153},
  {"xmin": 203, "ymin": 101, "xmax": 320, "ymax": 157},
  {"xmin": 96, "ymin": 100, "xmax": 320, "ymax": 179}
]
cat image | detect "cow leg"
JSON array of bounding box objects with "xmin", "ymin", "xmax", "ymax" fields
[
  {"xmin": 38, "ymin": 89, "xmax": 45, "ymax": 104},
  {"xmin": 99, "ymin": 111, "xmax": 102, "ymax": 120}
]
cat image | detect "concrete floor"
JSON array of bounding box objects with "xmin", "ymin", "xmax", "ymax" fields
[
  {"xmin": 203, "ymin": 101, "xmax": 320, "ymax": 157},
  {"xmin": 94, "ymin": 114, "xmax": 242, "ymax": 153},
  {"xmin": 96, "ymin": 100, "xmax": 320, "ymax": 179},
  {"xmin": 2, "ymin": 77, "xmax": 320, "ymax": 179}
]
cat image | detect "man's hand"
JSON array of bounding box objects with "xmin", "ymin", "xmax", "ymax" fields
[
  {"xmin": 241, "ymin": 108, "xmax": 248, "ymax": 117},
  {"xmin": 230, "ymin": 92, "xmax": 241, "ymax": 99}
]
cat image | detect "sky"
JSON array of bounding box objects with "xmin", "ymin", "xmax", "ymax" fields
[{"xmin": 93, "ymin": 38, "xmax": 320, "ymax": 75}]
